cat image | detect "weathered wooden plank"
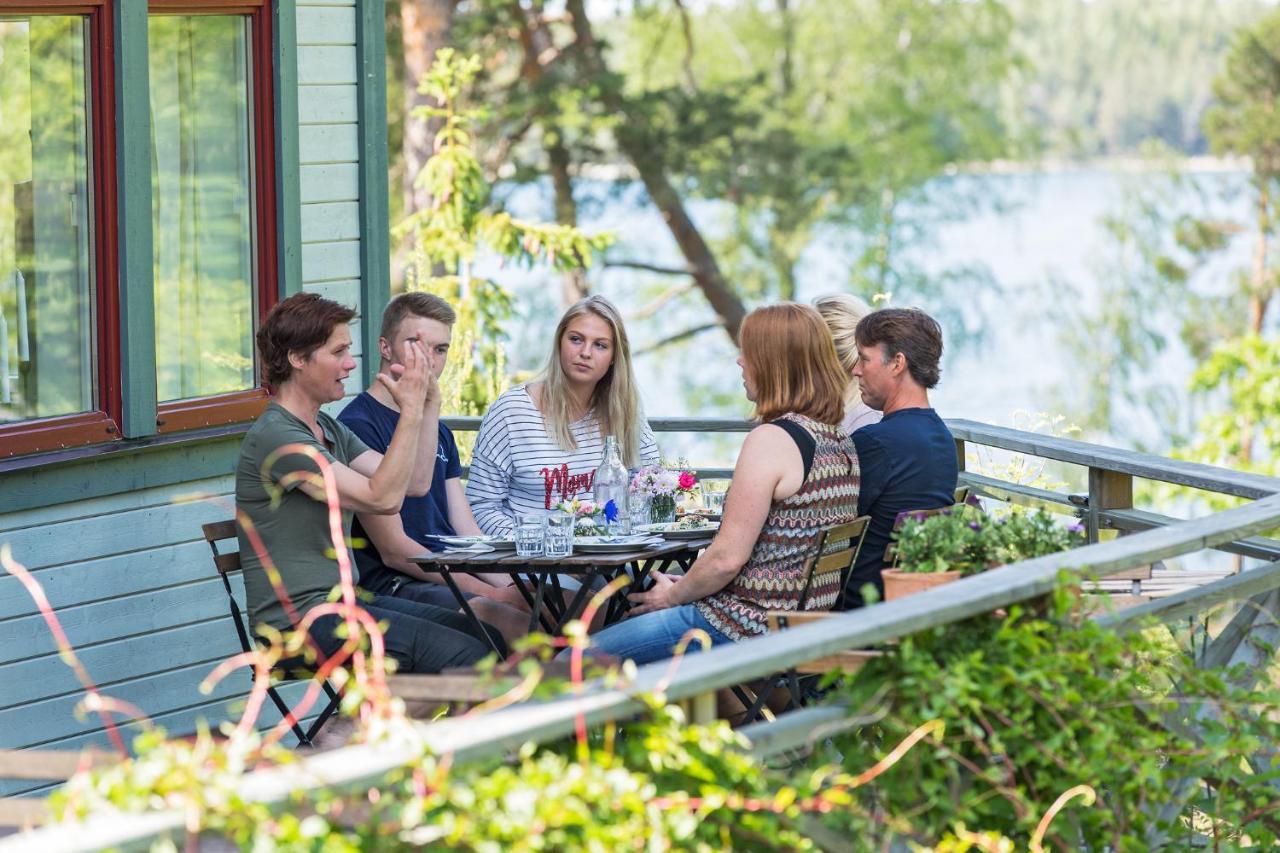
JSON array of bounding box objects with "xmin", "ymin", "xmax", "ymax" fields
[
  {"xmin": 1095, "ymin": 559, "xmax": 1280, "ymax": 632},
  {"xmin": 301, "ymin": 240, "xmax": 361, "ymax": 283},
  {"xmin": 0, "ymin": 577, "xmax": 231, "ymax": 667},
  {"xmin": 296, "ymin": 45, "xmax": 357, "ymax": 85},
  {"xmin": 0, "ymin": 498, "xmax": 228, "ymax": 572},
  {"xmin": 0, "ymin": 798, "xmax": 45, "ymax": 829},
  {"xmin": 386, "ymin": 674, "xmax": 511, "ymax": 704},
  {"xmin": 947, "ymin": 419, "xmax": 1280, "ymax": 499},
  {"xmin": 739, "ymin": 705, "xmax": 858, "ymax": 759},
  {"xmin": 959, "ymin": 472, "xmax": 1078, "ymax": 513},
  {"xmin": 300, "ymin": 163, "xmax": 359, "ymax": 204},
  {"xmin": 298, "ymin": 84, "xmax": 358, "ymax": 124},
  {"xmin": 1086, "ymin": 468, "xmax": 1132, "ymax": 544},
  {"xmin": 295, "ymin": 5, "xmax": 355, "ymax": 44},
  {"xmin": 1103, "ymin": 507, "xmax": 1280, "ymax": 562},
  {"xmin": 300, "ymin": 201, "xmax": 360, "ymax": 243},
  {"xmin": 0, "ymin": 750, "xmax": 116, "ymax": 780},
  {"xmin": 298, "ymin": 123, "xmax": 358, "ymax": 165}
]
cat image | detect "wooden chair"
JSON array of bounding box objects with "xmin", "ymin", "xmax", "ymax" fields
[
  {"xmin": 202, "ymin": 521, "xmax": 342, "ymax": 748},
  {"xmin": 731, "ymin": 517, "xmax": 872, "ymax": 724},
  {"xmin": 0, "ymin": 748, "xmax": 118, "ymax": 830}
]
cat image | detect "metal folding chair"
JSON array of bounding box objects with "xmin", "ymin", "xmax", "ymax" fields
[{"xmin": 201, "ymin": 521, "xmax": 341, "ymax": 747}]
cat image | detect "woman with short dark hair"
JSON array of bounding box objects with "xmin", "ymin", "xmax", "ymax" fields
[
  {"xmin": 236, "ymin": 292, "xmax": 500, "ymax": 675},
  {"xmin": 578, "ymin": 303, "xmax": 861, "ymax": 664}
]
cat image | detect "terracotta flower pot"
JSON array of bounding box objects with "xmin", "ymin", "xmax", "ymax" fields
[{"xmin": 882, "ymin": 568, "xmax": 962, "ymax": 601}]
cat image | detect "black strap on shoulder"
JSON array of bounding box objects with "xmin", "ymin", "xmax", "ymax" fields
[{"xmin": 768, "ymin": 418, "xmax": 816, "ymax": 480}]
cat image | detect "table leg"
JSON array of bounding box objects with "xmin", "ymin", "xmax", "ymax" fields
[
  {"xmin": 440, "ymin": 567, "xmax": 505, "ymax": 658},
  {"xmin": 529, "ymin": 572, "xmax": 550, "ymax": 635},
  {"xmin": 557, "ymin": 571, "xmax": 596, "ymax": 629}
]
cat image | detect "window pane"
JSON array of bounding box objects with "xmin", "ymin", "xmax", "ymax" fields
[
  {"xmin": 150, "ymin": 15, "xmax": 256, "ymax": 403},
  {"xmin": 0, "ymin": 16, "xmax": 95, "ymax": 424}
]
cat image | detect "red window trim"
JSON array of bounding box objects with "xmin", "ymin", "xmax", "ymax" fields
[
  {"xmin": 0, "ymin": 0, "xmax": 280, "ymax": 458},
  {"xmin": 154, "ymin": 0, "xmax": 279, "ymax": 435},
  {"xmin": 0, "ymin": 0, "xmax": 121, "ymax": 460}
]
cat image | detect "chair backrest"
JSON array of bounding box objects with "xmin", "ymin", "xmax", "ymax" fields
[
  {"xmin": 202, "ymin": 520, "xmax": 254, "ymax": 657},
  {"xmin": 202, "ymin": 519, "xmax": 241, "ymax": 577},
  {"xmin": 797, "ymin": 515, "xmax": 871, "ymax": 610}
]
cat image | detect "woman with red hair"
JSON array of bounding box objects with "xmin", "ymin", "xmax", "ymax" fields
[{"xmin": 578, "ymin": 303, "xmax": 861, "ymax": 664}]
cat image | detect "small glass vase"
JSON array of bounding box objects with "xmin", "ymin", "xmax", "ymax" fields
[{"xmin": 649, "ymin": 494, "xmax": 677, "ymax": 524}]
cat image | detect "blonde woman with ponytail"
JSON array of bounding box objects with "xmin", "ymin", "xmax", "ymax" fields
[
  {"xmin": 814, "ymin": 293, "xmax": 883, "ymax": 434},
  {"xmin": 467, "ymin": 295, "xmax": 660, "ymax": 535}
]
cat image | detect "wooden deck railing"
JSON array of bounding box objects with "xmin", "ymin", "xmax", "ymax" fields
[{"xmin": 7, "ymin": 418, "xmax": 1280, "ymax": 851}]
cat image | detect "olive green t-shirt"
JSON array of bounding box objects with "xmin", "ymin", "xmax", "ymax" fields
[{"xmin": 235, "ymin": 402, "xmax": 371, "ymax": 632}]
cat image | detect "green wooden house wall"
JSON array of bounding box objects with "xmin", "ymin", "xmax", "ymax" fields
[{"xmin": 0, "ymin": 0, "xmax": 389, "ymax": 796}]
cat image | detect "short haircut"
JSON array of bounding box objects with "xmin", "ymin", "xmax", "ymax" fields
[
  {"xmin": 257, "ymin": 292, "xmax": 356, "ymax": 388},
  {"xmin": 380, "ymin": 291, "xmax": 457, "ymax": 342},
  {"xmin": 739, "ymin": 303, "xmax": 847, "ymax": 425},
  {"xmin": 854, "ymin": 308, "xmax": 944, "ymax": 389}
]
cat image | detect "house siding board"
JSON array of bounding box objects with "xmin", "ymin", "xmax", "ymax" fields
[
  {"xmin": 1, "ymin": 1, "xmax": 372, "ymax": 758},
  {"xmin": 299, "ymin": 84, "xmax": 358, "ymax": 124},
  {"xmin": 296, "ymin": 5, "xmax": 356, "ymax": 44},
  {"xmin": 301, "ymin": 164, "xmax": 359, "ymax": 203}
]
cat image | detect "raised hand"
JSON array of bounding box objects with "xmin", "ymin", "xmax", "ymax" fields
[
  {"xmin": 422, "ymin": 350, "xmax": 442, "ymax": 410},
  {"xmin": 377, "ymin": 339, "xmax": 429, "ymax": 413}
]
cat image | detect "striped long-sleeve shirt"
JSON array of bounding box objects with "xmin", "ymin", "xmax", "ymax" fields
[{"xmin": 465, "ymin": 386, "xmax": 661, "ymax": 535}]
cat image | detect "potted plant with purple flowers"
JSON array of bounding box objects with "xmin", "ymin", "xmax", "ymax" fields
[{"xmin": 883, "ymin": 505, "xmax": 1085, "ymax": 601}]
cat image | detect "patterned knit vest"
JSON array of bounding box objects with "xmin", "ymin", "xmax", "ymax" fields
[{"xmin": 696, "ymin": 413, "xmax": 860, "ymax": 641}]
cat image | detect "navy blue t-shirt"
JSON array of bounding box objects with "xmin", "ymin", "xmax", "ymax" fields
[
  {"xmin": 847, "ymin": 407, "xmax": 958, "ymax": 607},
  {"xmin": 338, "ymin": 392, "xmax": 462, "ymax": 584}
]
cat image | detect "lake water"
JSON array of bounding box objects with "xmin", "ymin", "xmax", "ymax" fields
[{"xmin": 482, "ymin": 164, "xmax": 1255, "ymax": 468}]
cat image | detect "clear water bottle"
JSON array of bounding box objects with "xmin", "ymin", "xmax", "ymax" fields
[{"xmin": 593, "ymin": 435, "xmax": 631, "ymax": 535}]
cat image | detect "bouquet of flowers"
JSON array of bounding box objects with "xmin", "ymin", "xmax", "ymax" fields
[
  {"xmin": 554, "ymin": 498, "xmax": 617, "ymax": 536},
  {"xmin": 629, "ymin": 464, "xmax": 698, "ymax": 523}
]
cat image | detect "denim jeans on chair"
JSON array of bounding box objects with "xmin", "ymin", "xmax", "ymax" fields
[{"xmin": 572, "ymin": 604, "xmax": 734, "ymax": 666}]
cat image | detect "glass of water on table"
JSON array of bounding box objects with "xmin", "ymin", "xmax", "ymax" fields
[
  {"xmin": 544, "ymin": 510, "xmax": 574, "ymax": 558},
  {"xmin": 515, "ymin": 513, "xmax": 546, "ymax": 557}
]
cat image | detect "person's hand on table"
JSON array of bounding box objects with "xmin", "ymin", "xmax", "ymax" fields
[{"xmin": 627, "ymin": 571, "xmax": 677, "ymax": 615}]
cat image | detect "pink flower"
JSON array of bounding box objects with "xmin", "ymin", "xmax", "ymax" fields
[
  {"xmin": 577, "ymin": 499, "xmax": 597, "ymax": 516},
  {"xmin": 678, "ymin": 471, "xmax": 697, "ymax": 491}
]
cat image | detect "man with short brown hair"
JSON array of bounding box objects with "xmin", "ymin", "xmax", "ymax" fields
[
  {"xmin": 339, "ymin": 293, "xmax": 528, "ymax": 643},
  {"xmin": 841, "ymin": 307, "xmax": 957, "ymax": 608}
]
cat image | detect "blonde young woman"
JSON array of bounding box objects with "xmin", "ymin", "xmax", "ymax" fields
[
  {"xmin": 467, "ymin": 295, "xmax": 661, "ymax": 535},
  {"xmin": 577, "ymin": 303, "xmax": 860, "ymax": 665},
  {"xmin": 814, "ymin": 294, "xmax": 883, "ymax": 434}
]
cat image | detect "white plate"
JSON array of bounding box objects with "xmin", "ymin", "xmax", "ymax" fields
[
  {"xmin": 437, "ymin": 535, "xmax": 517, "ymax": 551},
  {"xmin": 572, "ymin": 536, "xmax": 656, "ymax": 554},
  {"xmin": 637, "ymin": 522, "xmax": 720, "ymax": 539}
]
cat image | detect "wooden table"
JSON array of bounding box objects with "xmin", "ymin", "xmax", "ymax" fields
[{"xmin": 412, "ymin": 536, "xmax": 714, "ymax": 655}]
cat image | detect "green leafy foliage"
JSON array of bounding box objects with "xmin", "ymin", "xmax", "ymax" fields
[
  {"xmin": 820, "ymin": 594, "xmax": 1280, "ymax": 848},
  {"xmin": 892, "ymin": 506, "xmax": 1085, "ymax": 576},
  {"xmin": 394, "ymin": 50, "xmax": 612, "ymax": 443}
]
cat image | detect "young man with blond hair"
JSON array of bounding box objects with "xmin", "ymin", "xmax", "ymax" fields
[{"xmin": 338, "ymin": 292, "xmax": 528, "ymax": 643}]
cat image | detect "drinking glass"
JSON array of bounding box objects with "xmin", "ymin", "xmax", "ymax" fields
[
  {"xmin": 515, "ymin": 513, "xmax": 546, "ymax": 558},
  {"xmin": 544, "ymin": 511, "xmax": 574, "ymax": 558},
  {"xmin": 629, "ymin": 491, "xmax": 652, "ymax": 527},
  {"xmin": 702, "ymin": 479, "xmax": 730, "ymax": 514}
]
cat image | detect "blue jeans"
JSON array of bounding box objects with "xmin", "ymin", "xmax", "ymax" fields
[{"xmin": 573, "ymin": 604, "xmax": 734, "ymax": 666}]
